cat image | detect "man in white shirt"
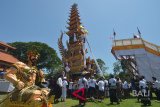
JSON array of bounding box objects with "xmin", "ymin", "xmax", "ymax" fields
[
  {"xmin": 139, "ymin": 79, "xmax": 147, "ymax": 92},
  {"xmin": 78, "ymin": 76, "xmax": 88, "ymax": 89},
  {"xmin": 116, "ymin": 77, "xmax": 122, "ymax": 101},
  {"xmin": 123, "ymin": 81, "xmax": 129, "ymax": 89},
  {"xmin": 97, "ymin": 77, "xmax": 105, "ymax": 102},
  {"xmin": 68, "ymin": 79, "xmax": 74, "ymax": 98},
  {"xmin": 61, "ymin": 77, "xmax": 68, "ymax": 102},
  {"xmin": 73, "ymin": 80, "xmax": 78, "ymax": 91},
  {"xmin": 57, "ymin": 76, "xmax": 63, "ymax": 87},
  {"xmin": 142, "ymin": 76, "xmax": 147, "ymax": 83},
  {"xmin": 104, "ymin": 79, "xmax": 109, "ymax": 98},
  {"xmin": 108, "ymin": 75, "xmax": 119, "ymax": 104},
  {"xmin": 54, "ymin": 74, "xmax": 63, "ymax": 103},
  {"xmin": 138, "ymin": 76, "xmax": 151, "ymax": 104},
  {"xmin": 76, "ymin": 75, "xmax": 88, "ymax": 106},
  {"xmin": 152, "ymin": 77, "xmax": 160, "ymax": 100},
  {"xmin": 88, "ymin": 76, "xmax": 97, "ymax": 99},
  {"xmin": 123, "ymin": 79, "xmax": 129, "ymax": 99}
]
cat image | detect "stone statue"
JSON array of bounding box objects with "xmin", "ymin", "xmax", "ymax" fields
[{"xmin": 3, "ymin": 51, "xmax": 51, "ymax": 106}]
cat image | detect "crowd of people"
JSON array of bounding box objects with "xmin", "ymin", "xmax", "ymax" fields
[{"xmin": 48, "ymin": 73, "xmax": 160, "ymax": 106}]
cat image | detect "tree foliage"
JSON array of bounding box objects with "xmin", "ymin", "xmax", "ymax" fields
[
  {"xmin": 118, "ymin": 71, "xmax": 130, "ymax": 81},
  {"xmin": 9, "ymin": 42, "xmax": 62, "ymax": 71},
  {"xmin": 96, "ymin": 58, "xmax": 108, "ymax": 74},
  {"xmin": 113, "ymin": 60, "xmax": 130, "ymax": 80},
  {"xmin": 113, "ymin": 60, "xmax": 123, "ymax": 75}
]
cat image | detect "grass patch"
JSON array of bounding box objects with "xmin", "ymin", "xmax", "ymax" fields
[
  {"xmin": 54, "ymin": 98, "xmax": 160, "ymax": 107},
  {"xmin": 1, "ymin": 93, "xmax": 160, "ymax": 107}
]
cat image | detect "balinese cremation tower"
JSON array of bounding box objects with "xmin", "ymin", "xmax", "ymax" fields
[{"xmin": 58, "ymin": 4, "xmax": 96, "ymax": 79}]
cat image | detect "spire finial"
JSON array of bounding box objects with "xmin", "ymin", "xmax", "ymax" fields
[
  {"xmin": 66, "ymin": 4, "xmax": 87, "ymax": 37},
  {"xmin": 72, "ymin": 3, "xmax": 78, "ymax": 8}
]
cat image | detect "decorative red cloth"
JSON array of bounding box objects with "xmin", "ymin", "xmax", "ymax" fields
[{"xmin": 72, "ymin": 88, "xmax": 86, "ymax": 101}]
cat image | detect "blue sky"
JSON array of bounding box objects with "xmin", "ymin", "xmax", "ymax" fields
[{"xmin": 0, "ymin": 0, "xmax": 160, "ymax": 73}]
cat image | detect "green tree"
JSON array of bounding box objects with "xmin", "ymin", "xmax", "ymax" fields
[
  {"xmin": 96, "ymin": 58, "xmax": 108, "ymax": 74},
  {"xmin": 9, "ymin": 42, "xmax": 62, "ymax": 72},
  {"xmin": 113, "ymin": 60, "xmax": 131, "ymax": 81},
  {"xmin": 118, "ymin": 71, "xmax": 130, "ymax": 81},
  {"xmin": 113, "ymin": 60, "xmax": 123, "ymax": 75}
]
